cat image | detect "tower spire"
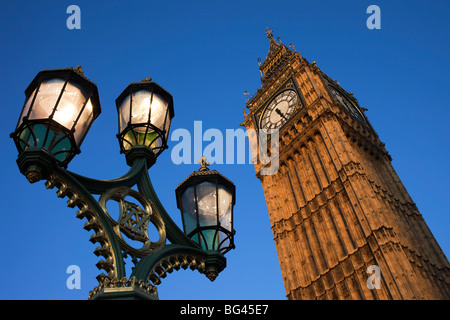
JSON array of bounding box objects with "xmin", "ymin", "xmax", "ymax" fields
[{"xmin": 259, "ymin": 28, "xmax": 294, "ymax": 83}]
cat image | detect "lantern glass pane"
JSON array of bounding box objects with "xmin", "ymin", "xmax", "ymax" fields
[
  {"xmin": 219, "ymin": 232, "xmax": 230, "ymax": 251},
  {"xmin": 73, "ymin": 98, "xmax": 94, "ymax": 144},
  {"xmin": 54, "ymin": 81, "xmax": 87, "ymax": 130},
  {"xmin": 29, "ymin": 78, "xmax": 65, "ymax": 120},
  {"xmin": 164, "ymin": 106, "xmax": 171, "ymax": 142},
  {"xmin": 181, "ymin": 186, "xmax": 197, "ymax": 235},
  {"xmin": 218, "ymin": 186, "xmax": 232, "ymax": 232},
  {"xmin": 200, "ymin": 229, "xmax": 219, "ymax": 251},
  {"xmin": 196, "ymin": 181, "xmax": 217, "ymax": 227},
  {"xmin": 149, "ymin": 93, "xmax": 167, "ymax": 130},
  {"xmin": 131, "ymin": 90, "xmax": 152, "ymax": 125},
  {"xmin": 121, "ymin": 129, "xmax": 162, "ymax": 151},
  {"xmin": 129, "ymin": 90, "xmax": 168, "ymax": 130},
  {"xmin": 151, "ymin": 135, "xmax": 162, "ymax": 149},
  {"xmin": 119, "ymin": 94, "xmax": 131, "ymax": 132},
  {"xmin": 17, "ymin": 88, "xmax": 37, "ymax": 129}
]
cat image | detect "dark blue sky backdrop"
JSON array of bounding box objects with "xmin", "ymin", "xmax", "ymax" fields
[{"xmin": 0, "ymin": 0, "xmax": 449, "ymax": 299}]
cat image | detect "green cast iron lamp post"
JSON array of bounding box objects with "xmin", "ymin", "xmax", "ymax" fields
[{"xmin": 10, "ymin": 66, "xmax": 236, "ymax": 300}]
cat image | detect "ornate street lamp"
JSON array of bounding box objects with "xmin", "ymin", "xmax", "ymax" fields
[
  {"xmin": 10, "ymin": 67, "xmax": 236, "ymax": 300},
  {"xmin": 176, "ymin": 156, "xmax": 235, "ymax": 255}
]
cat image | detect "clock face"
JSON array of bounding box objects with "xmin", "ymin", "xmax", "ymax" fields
[
  {"xmin": 329, "ymin": 86, "xmax": 365, "ymax": 123},
  {"xmin": 259, "ymin": 90, "xmax": 298, "ymax": 131}
]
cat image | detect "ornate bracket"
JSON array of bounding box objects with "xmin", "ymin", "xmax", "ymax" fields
[{"xmin": 16, "ymin": 146, "xmax": 228, "ymax": 300}]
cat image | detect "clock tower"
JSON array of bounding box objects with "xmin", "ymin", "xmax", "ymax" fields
[{"xmin": 242, "ymin": 29, "xmax": 450, "ymax": 299}]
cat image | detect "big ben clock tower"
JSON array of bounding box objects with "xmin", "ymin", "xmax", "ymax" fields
[{"xmin": 242, "ymin": 29, "xmax": 450, "ymax": 300}]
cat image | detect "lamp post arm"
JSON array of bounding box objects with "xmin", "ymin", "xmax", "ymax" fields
[
  {"xmin": 136, "ymin": 167, "xmax": 195, "ymax": 247},
  {"xmin": 66, "ymin": 157, "xmax": 147, "ymax": 195}
]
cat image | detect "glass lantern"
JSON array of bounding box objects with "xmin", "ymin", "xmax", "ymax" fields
[
  {"xmin": 116, "ymin": 77, "xmax": 174, "ymax": 157},
  {"xmin": 176, "ymin": 157, "xmax": 236, "ymax": 254},
  {"xmin": 10, "ymin": 66, "xmax": 101, "ymax": 167}
]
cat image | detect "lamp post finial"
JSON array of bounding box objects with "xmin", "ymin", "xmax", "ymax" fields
[{"xmin": 198, "ymin": 156, "xmax": 210, "ymax": 171}]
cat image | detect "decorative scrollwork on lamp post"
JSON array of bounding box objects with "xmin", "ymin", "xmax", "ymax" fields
[
  {"xmin": 10, "ymin": 67, "xmax": 236, "ymax": 300},
  {"xmin": 99, "ymin": 187, "xmax": 167, "ymax": 256}
]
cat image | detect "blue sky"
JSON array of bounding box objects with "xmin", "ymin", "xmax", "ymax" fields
[{"xmin": 0, "ymin": 0, "xmax": 449, "ymax": 300}]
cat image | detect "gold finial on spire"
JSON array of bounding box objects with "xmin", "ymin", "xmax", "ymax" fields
[
  {"xmin": 289, "ymin": 43, "xmax": 296, "ymax": 52},
  {"xmin": 142, "ymin": 77, "xmax": 152, "ymax": 83},
  {"xmin": 265, "ymin": 27, "xmax": 273, "ymax": 39},
  {"xmin": 198, "ymin": 156, "xmax": 210, "ymax": 171},
  {"xmin": 244, "ymin": 90, "xmax": 250, "ymax": 103}
]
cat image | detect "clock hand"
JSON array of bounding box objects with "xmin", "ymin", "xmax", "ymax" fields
[{"xmin": 275, "ymin": 108, "xmax": 287, "ymax": 120}]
